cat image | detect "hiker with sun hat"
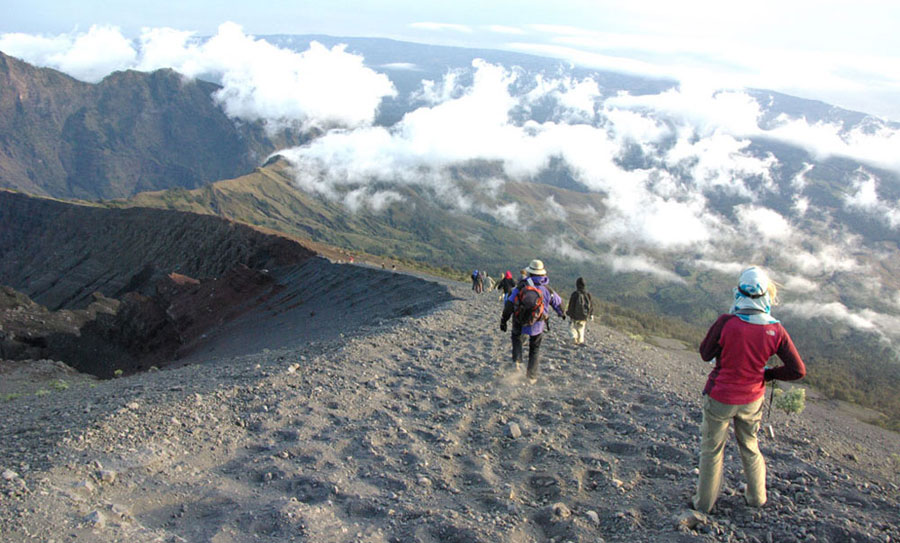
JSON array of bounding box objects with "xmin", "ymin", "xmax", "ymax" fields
[{"xmin": 499, "ymin": 259, "xmax": 565, "ymax": 384}]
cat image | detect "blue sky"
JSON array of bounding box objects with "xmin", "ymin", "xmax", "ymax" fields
[{"xmin": 2, "ymin": 0, "xmax": 900, "ymax": 120}]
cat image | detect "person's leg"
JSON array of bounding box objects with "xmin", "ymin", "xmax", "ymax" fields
[
  {"xmin": 734, "ymin": 397, "xmax": 767, "ymax": 507},
  {"xmin": 526, "ymin": 333, "xmax": 544, "ymax": 380},
  {"xmin": 511, "ymin": 331, "xmax": 524, "ymax": 368},
  {"xmin": 569, "ymin": 320, "xmax": 579, "ymax": 343},
  {"xmin": 575, "ymin": 320, "xmax": 586, "ymax": 344},
  {"xmin": 694, "ymin": 396, "xmax": 737, "ymax": 513}
]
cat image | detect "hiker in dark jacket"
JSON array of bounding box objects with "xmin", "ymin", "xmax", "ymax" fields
[
  {"xmin": 499, "ymin": 259, "xmax": 565, "ymax": 383},
  {"xmin": 693, "ymin": 266, "xmax": 806, "ymax": 514},
  {"xmin": 471, "ymin": 270, "xmax": 479, "ymax": 292},
  {"xmin": 496, "ymin": 270, "xmax": 516, "ymax": 301},
  {"xmin": 565, "ymin": 277, "xmax": 594, "ymax": 346}
]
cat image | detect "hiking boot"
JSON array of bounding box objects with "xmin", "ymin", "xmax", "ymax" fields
[
  {"xmin": 528, "ymin": 377, "xmax": 538, "ymax": 385},
  {"xmin": 515, "ymin": 361, "xmax": 522, "ymax": 371}
]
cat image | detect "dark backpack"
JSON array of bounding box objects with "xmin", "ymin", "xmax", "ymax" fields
[
  {"xmin": 513, "ymin": 285, "xmax": 545, "ymax": 326},
  {"xmin": 571, "ymin": 291, "xmax": 591, "ymax": 320}
]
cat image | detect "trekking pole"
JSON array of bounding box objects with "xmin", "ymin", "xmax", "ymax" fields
[{"xmin": 765, "ymin": 381, "xmax": 776, "ymax": 439}]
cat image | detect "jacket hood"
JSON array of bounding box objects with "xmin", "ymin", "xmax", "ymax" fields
[{"xmin": 576, "ymin": 277, "xmax": 585, "ymax": 290}]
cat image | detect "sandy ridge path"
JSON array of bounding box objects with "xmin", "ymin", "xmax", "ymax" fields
[{"xmin": 1, "ymin": 273, "xmax": 899, "ymax": 543}]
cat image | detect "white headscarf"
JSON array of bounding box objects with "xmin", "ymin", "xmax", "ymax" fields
[{"xmin": 731, "ymin": 266, "xmax": 779, "ymax": 325}]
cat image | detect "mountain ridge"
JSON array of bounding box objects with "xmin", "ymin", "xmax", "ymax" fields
[{"xmin": 0, "ymin": 51, "xmax": 299, "ymax": 200}]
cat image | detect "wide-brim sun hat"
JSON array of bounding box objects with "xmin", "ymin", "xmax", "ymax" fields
[{"xmin": 525, "ymin": 259, "xmax": 547, "ymax": 276}]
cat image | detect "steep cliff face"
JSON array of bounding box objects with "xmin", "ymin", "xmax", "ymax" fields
[{"xmin": 0, "ymin": 52, "xmax": 297, "ymax": 199}]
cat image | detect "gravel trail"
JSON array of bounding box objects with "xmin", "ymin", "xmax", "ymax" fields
[{"xmin": 1, "ymin": 264, "xmax": 898, "ymax": 543}]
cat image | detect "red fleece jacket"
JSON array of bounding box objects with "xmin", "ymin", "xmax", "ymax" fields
[{"xmin": 699, "ymin": 314, "xmax": 806, "ymax": 405}]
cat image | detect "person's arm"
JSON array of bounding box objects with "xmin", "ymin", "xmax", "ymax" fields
[
  {"xmin": 550, "ymin": 291, "xmax": 565, "ymax": 318},
  {"xmin": 699, "ymin": 314, "xmax": 732, "ymax": 362},
  {"xmin": 764, "ymin": 328, "xmax": 806, "ymax": 381},
  {"xmin": 565, "ymin": 292, "xmax": 575, "ymax": 318}
]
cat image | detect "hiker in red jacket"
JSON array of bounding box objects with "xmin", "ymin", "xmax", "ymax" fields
[
  {"xmin": 693, "ymin": 266, "xmax": 806, "ymax": 514},
  {"xmin": 495, "ymin": 270, "xmax": 515, "ymax": 301}
]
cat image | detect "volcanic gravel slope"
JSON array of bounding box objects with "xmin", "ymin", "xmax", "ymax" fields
[{"xmin": 1, "ymin": 268, "xmax": 898, "ymax": 543}]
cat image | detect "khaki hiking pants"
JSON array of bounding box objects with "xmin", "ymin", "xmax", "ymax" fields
[
  {"xmin": 693, "ymin": 395, "xmax": 766, "ymax": 513},
  {"xmin": 569, "ymin": 319, "xmax": 587, "ymax": 345}
]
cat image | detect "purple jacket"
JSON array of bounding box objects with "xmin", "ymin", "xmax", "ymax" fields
[{"xmin": 501, "ymin": 275, "xmax": 565, "ymax": 336}]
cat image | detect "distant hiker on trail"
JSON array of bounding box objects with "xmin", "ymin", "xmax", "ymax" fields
[
  {"xmin": 484, "ymin": 272, "xmax": 496, "ymax": 291},
  {"xmin": 565, "ymin": 277, "xmax": 594, "ymax": 346},
  {"xmin": 499, "ymin": 259, "xmax": 565, "ymax": 384},
  {"xmin": 692, "ymin": 266, "xmax": 806, "ymax": 514},
  {"xmin": 472, "ymin": 270, "xmax": 480, "ymax": 292},
  {"xmin": 476, "ymin": 270, "xmax": 485, "ymax": 293},
  {"xmin": 496, "ymin": 271, "xmax": 515, "ymax": 301}
]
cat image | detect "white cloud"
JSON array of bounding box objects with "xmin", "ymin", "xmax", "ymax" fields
[
  {"xmin": 380, "ymin": 62, "xmax": 420, "ymax": 71},
  {"xmin": 695, "ymin": 259, "xmax": 746, "ymax": 276},
  {"xmin": 592, "ymin": 179, "xmax": 716, "ymax": 250},
  {"xmin": 780, "ymin": 274, "xmax": 818, "ymax": 294},
  {"xmin": 479, "ymin": 202, "xmax": 520, "ymax": 227},
  {"xmin": 606, "ymin": 87, "xmax": 764, "ymax": 138},
  {"xmin": 0, "ymin": 25, "xmax": 136, "ymax": 82},
  {"xmin": 764, "ymin": 116, "xmax": 900, "ymax": 174},
  {"xmin": 781, "ymin": 243, "xmax": 863, "ymax": 276},
  {"xmin": 844, "ymin": 169, "xmax": 900, "ymax": 229},
  {"xmin": 544, "ymin": 196, "xmax": 567, "ymax": 221},
  {"xmin": 0, "ymin": 31, "xmax": 73, "ymax": 64},
  {"xmin": 780, "ymin": 301, "xmax": 900, "ymax": 342},
  {"xmin": 343, "ymin": 188, "xmax": 405, "ymax": 213},
  {"xmin": 603, "ymin": 106, "xmax": 670, "ymax": 146},
  {"xmin": 545, "ymin": 236, "xmax": 594, "ymax": 262},
  {"xmin": 2, "ymin": 23, "xmax": 397, "ymax": 133},
  {"xmin": 781, "ymin": 301, "xmax": 875, "ymax": 330},
  {"xmin": 665, "ymin": 131, "xmax": 777, "ymax": 197},
  {"xmin": 409, "ymin": 22, "xmax": 473, "ymax": 34},
  {"xmin": 485, "ymin": 25, "xmax": 526, "ymax": 36},
  {"xmin": 605, "ymin": 254, "xmax": 685, "ymax": 283},
  {"xmin": 735, "ymin": 205, "xmax": 794, "ymax": 241},
  {"xmin": 187, "ymin": 24, "xmax": 396, "ymax": 132}
]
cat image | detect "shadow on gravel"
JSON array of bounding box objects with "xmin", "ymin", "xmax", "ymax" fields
[{"xmin": 178, "ymin": 257, "xmax": 456, "ymax": 363}]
